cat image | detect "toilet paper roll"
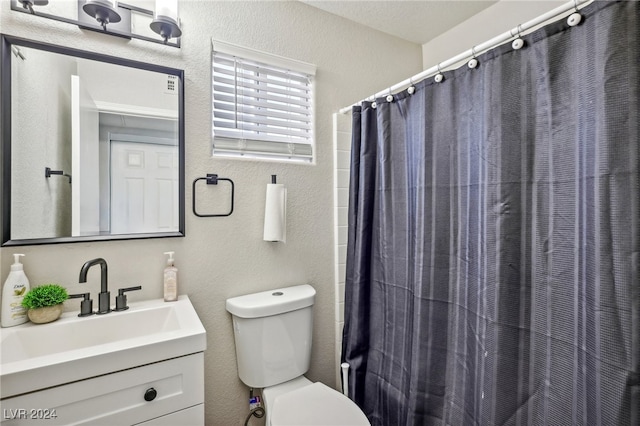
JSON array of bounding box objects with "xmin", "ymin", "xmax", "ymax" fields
[{"xmin": 263, "ymin": 183, "xmax": 287, "ymax": 242}]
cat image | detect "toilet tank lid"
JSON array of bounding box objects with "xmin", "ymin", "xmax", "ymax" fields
[{"xmin": 226, "ymin": 284, "xmax": 316, "ymax": 318}]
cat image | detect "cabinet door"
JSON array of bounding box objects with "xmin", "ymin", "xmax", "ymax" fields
[
  {"xmin": 134, "ymin": 404, "xmax": 204, "ymax": 425},
  {"xmin": 0, "ymin": 353, "xmax": 204, "ymax": 425}
]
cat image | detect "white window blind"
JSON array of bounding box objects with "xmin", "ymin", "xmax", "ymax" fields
[{"xmin": 212, "ymin": 41, "xmax": 316, "ymax": 163}]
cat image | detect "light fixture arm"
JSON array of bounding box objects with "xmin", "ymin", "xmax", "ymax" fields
[
  {"xmin": 18, "ymin": 0, "xmax": 48, "ymax": 14},
  {"xmin": 21, "ymin": 1, "xmax": 34, "ymax": 14}
]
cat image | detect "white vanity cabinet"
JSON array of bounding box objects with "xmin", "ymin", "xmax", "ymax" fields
[{"xmin": 0, "ymin": 353, "xmax": 204, "ymax": 425}]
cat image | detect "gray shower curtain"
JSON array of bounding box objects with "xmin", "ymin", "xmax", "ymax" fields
[{"xmin": 341, "ymin": 2, "xmax": 639, "ymax": 425}]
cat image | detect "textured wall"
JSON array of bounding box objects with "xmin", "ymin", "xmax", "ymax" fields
[
  {"xmin": 10, "ymin": 49, "xmax": 74, "ymax": 239},
  {"xmin": 0, "ymin": 1, "xmax": 421, "ymax": 424}
]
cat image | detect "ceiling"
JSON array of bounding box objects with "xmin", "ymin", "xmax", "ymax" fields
[{"xmin": 300, "ymin": 1, "xmax": 498, "ymax": 45}]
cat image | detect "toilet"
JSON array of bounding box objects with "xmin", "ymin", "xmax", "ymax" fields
[{"xmin": 226, "ymin": 284, "xmax": 370, "ymax": 426}]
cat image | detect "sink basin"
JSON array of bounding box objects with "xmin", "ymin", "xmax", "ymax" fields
[{"xmin": 0, "ymin": 295, "xmax": 206, "ymax": 398}]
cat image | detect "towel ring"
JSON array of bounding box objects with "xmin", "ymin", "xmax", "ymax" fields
[{"xmin": 192, "ymin": 174, "xmax": 235, "ymax": 217}]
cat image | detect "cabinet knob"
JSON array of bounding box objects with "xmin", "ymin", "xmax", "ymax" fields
[{"xmin": 144, "ymin": 387, "xmax": 157, "ymax": 402}]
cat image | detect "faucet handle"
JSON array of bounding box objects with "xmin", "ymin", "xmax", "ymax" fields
[
  {"xmin": 114, "ymin": 286, "xmax": 142, "ymax": 311},
  {"xmin": 69, "ymin": 292, "xmax": 94, "ymax": 317}
]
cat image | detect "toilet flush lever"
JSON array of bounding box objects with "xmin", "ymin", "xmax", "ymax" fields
[{"xmin": 114, "ymin": 286, "xmax": 142, "ymax": 311}]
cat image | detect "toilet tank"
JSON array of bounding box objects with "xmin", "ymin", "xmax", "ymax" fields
[{"xmin": 226, "ymin": 284, "xmax": 316, "ymax": 388}]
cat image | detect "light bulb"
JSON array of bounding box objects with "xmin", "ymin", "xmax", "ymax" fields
[{"xmin": 155, "ymin": 0, "xmax": 179, "ymax": 22}]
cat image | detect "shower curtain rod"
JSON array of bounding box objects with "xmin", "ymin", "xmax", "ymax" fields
[{"xmin": 339, "ymin": 0, "xmax": 592, "ymax": 114}]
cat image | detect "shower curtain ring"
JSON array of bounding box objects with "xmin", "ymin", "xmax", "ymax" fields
[
  {"xmin": 434, "ymin": 64, "xmax": 444, "ymax": 83},
  {"xmin": 386, "ymin": 88, "xmax": 394, "ymax": 103},
  {"xmin": 371, "ymin": 93, "xmax": 377, "ymax": 109},
  {"xmin": 512, "ymin": 24, "xmax": 525, "ymax": 50},
  {"xmin": 567, "ymin": 0, "xmax": 582, "ymax": 26},
  {"xmin": 407, "ymin": 77, "xmax": 416, "ymax": 95},
  {"xmin": 468, "ymin": 46, "xmax": 479, "ymax": 69}
]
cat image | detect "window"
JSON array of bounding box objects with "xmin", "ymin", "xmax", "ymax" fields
[{"xmin": 212, "ymin": 41, "xmax": 316, "ymax": 163}]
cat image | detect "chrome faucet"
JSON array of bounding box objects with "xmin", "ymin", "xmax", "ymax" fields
[{"xmin": 79, "ymin": 258, "xmax": 111, "ymax": 314}]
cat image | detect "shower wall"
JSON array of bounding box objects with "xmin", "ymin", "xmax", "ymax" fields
[
  {"xmin": 421, "ymin": 0, "xmax": 565, "ymax": 69},
  {"xmin": 333, "ymin": 112, "xmax": 352, "ymax": 385}
]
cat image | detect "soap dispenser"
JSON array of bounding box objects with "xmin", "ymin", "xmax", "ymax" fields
[
  {"xmin": 1, "ymin": 254, "xmax": 30, "ymax": 327},
  {"xmin": 163, "ymin": 251, "xmax": 178, "ymax": 302}
]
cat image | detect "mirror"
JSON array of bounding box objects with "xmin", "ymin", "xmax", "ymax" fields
[{"xmin": 1, "ymin": 35, "xmax": 185, "ymax": 246}]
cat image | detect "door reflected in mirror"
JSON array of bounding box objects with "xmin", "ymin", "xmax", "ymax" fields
[{"xmin": 1, "ymin": 35, "xmax": 185, "ymax": 246}]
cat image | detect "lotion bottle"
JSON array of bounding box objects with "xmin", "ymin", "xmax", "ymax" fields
[
  {"xmin": 163, "ymin": 251, "xmax": 178, "ymax": 302},
  {"xmin": 1, "ymin": 254, "xmax": 30, "ymax": 327}
]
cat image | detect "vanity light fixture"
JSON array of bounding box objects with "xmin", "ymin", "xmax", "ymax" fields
[
  {"xmin": 9, "ymin": 0, "xmax": 182, "ymax": 48},
  {"xmin": 150, "ymin": 0, "xmax": 182, "ymax": 43},
  {"xmin": 82, "ymin": 0, "xmax": 121, "ymax": 31}
]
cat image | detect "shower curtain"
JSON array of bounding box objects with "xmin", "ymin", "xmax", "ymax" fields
[{"xmin": 342, "ymin": 2, "xmax": 639, "ymax": 425}]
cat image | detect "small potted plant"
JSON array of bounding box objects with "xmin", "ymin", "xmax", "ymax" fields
[{"xmin": 22, "ymin": 284, "xmax": 69, "ymax": 324}]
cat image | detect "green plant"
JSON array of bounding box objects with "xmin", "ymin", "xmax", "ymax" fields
[{"xmin": 21, "ymin": 284, "xmax": 69, "ymax": 309}]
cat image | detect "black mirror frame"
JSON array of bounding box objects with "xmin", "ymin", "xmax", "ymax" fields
[{"xmin": 0, "ymin": 34, "xmax": 185, "ymax": 246}]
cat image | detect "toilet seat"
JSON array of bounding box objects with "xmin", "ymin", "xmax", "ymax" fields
[{"xmin": 270, "ymin": 382, "xmax": 370, "ymax": 426}]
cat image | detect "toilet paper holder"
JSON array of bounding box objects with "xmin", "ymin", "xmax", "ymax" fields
[{"xmin": 192, "ymin": 174, "xmax": 235, "ymax": 217}]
